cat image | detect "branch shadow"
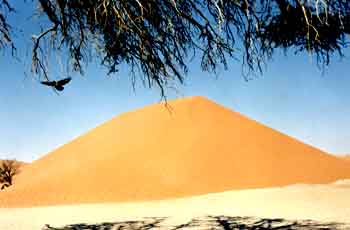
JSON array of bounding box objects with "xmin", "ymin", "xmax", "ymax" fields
[{"xmin": 42, "ymin": 215, "xmax": 348, "ymax": 229}]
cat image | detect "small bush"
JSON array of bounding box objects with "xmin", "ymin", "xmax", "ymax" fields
[{"xmin": 0, "ymin": 160, "xmax": 19, "ymax": 190}]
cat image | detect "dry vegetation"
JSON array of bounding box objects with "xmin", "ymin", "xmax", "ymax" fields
[
  {"xmin": 1, "ymin": 1, "xmax": 350, "ymax": 97},
  {"xmin": 0, "ymin": 160, "xmax": 20, "ymax": 190}
]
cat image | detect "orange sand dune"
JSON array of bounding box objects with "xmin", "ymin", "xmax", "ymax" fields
[{"xmin": 1, "ymin": 96, "xmax": 350, "ymax": 207}]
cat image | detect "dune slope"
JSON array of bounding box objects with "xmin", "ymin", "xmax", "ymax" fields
[{"xmin": 1, "ymin": 96, "xmax": 350, "ymax": 207}]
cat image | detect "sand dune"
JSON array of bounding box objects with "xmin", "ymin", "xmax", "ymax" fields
[{"xmin": 1, "ymin": 96, "xmax": 350, "ymax": 207}]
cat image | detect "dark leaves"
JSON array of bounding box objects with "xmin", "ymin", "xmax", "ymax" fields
[
  {"xmin": 1, "ymin": 1, "xmax": 350, "ymax": 97},
  {"xmin": 0, "ymin": 0, "xmax": 14, "ymax": 52},
  {"xmin": 0, "ymin": 160, "xmax": 19, "ymax": 189}
]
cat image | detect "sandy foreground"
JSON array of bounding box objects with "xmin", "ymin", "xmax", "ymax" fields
[{"xmin": 1, "ymin": 181, "xmax": 350, "ymax": 229}]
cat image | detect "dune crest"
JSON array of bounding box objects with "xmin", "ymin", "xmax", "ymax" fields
[
  {"xmin": 343, "ymin": 155, "xmax": 350, "ymax": 161},
  {"xmin": 1, "ymin": 96, "xmax": 350, "ymax": 207}
]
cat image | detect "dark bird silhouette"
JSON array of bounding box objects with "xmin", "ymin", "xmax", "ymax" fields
[
  {"xmin": 241, "ymin": 0, "xmax": 249, "ymax": 15},
  {"xmin": 41, "ymin": 77, "xmax": 71, "ymax": 91}
]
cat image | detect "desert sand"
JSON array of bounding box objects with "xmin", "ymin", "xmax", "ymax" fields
[
  {"xmin": 1, "ymin": 181, "xmax": 350, "ymax": 229},
  {"xmin": 1, "ymin": 96, "xmax": 350, "ymax": 207}
]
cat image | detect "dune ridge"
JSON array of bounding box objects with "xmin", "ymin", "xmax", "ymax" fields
[
  {"xmin": 343, "ymin": 155, "xmax": 350, "ymax": 161},
  {"xmin": 1, "ymin": 96, "xmax": 350, "ymax": 207}
]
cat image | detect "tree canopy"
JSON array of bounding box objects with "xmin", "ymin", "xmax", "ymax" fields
[
  {"xmin": 0, "ymin": 160, "xmax": 19, "ymax": 190},
  {"xmin": 1, "ymin": 0, "xmax": 350, "ymax": 97}
]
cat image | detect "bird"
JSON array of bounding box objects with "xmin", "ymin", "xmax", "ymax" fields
[
  {"xmin": 241, "ymin": 0, "xmax": 249, "ymax": 15},
  {"xmin": 40, "ymin": 77, "xmax": 71, "ymax": 91}
]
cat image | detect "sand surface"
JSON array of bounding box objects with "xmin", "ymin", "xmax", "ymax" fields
[
  {"xmin": 2, "ymin": 96, "xmax": 350, "ymax": 207},
  {"xmin": 1, "ymin": 182, "xmax": 350, "ymax": 229}
]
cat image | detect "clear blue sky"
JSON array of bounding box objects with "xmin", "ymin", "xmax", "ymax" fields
[{"xmin": 1, "ymin": 2, "xmax": 350, "ymax": 162}]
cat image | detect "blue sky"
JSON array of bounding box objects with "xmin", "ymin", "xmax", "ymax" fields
[{"xmin": 1, "ymin": 2, "xmax": 350, "ymax": 162}]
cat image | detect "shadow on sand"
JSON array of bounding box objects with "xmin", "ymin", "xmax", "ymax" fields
[{"xmin": 42, "ymin": 215, "xmax": 349, "ymax": 229}]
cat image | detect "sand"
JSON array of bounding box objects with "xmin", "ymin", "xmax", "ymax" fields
[
  {"xmin": 1, "ymin": 182, "xmax": 350, "ymax": 229},
  {"xmin": 1, "ymin": 96, "xmax": 350, "ymax": 207},
  {"xmin": 2, "ymin": 96, "xmax": 350, "ymax": 229},
  {"xmin": 344, "ymin": 155, "xmax": 350, "ymax": 161}
]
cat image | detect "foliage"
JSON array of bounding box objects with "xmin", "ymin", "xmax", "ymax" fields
[
  {"xmin": 0, "ymin": 160, "xmax": 19, "ymax": 190},
  {"xmin": 0, "ymin": 0, "xmax": 14, "ymax": 52},
  {"xmin": 1, "ymin": 1, "xmax": 350, "ymax": 97}
]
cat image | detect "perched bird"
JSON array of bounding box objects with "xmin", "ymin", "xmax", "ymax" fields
[{"xmin": 41, "ymin": 77, "xmax": 71, "ymax": 91}]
